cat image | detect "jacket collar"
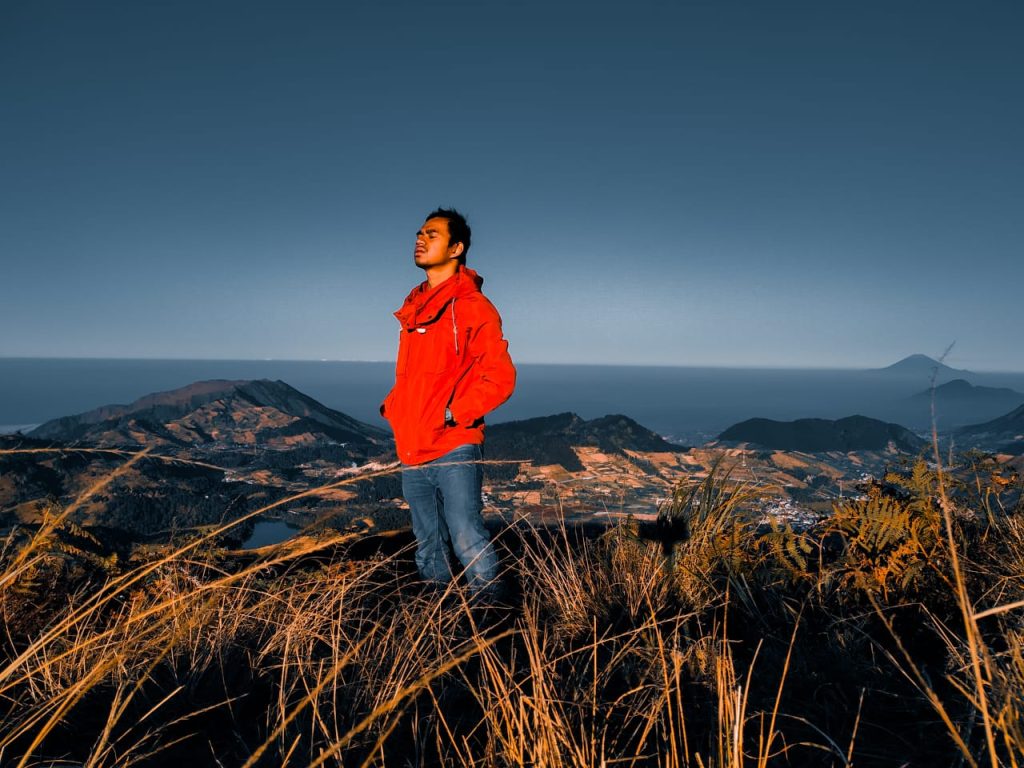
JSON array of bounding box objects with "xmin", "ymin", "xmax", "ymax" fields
[{"xmin": 394, "ymin": 266, "xmax": 484, "ymax": 329}]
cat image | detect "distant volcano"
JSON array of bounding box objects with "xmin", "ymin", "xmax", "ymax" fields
[{"xmin": 870, "ymin": 354, "xmax": 973, "ymax": 380}]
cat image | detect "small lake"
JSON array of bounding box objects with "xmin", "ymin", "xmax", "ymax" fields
[{"xmin": 242, "ymin": 519, "xmax": 302, "ymax": 549}]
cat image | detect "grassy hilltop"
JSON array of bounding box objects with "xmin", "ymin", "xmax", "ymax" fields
[{"xmin": 1, "ymin": 447, "xmax": 1023, "ymax": 767}]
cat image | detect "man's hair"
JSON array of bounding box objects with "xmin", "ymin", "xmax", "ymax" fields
[{"xmin": 425, "ymin": 207, "xmax": 471, "ymax": 265}]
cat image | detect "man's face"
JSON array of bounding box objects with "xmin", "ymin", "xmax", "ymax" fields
[{"xmin": 414, "ymin": 217, "xmax": 462, "ymax": 269}]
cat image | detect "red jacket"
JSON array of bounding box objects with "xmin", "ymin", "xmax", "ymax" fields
[{"xmin": 380, "ymin": 266, "xmax": 516, "ymax": 465}]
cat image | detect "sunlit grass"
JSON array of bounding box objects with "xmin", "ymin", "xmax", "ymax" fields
[{"xmin": 0, "ymin": 447, "xmax": 1022, "ymax": 766}]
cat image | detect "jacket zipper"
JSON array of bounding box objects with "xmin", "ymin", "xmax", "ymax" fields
[{"xmin": 451, "ymin": 299, "xmax": 459, "ymax": 356}]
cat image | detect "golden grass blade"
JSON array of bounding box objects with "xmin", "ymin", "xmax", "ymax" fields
[{"xmin": 304, "ymin": 630, "xmax": 515, "ymax": 768}]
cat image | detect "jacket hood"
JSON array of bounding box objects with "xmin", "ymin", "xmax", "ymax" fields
[{"xmin": 394, "ymin": 266, "xmax": 484, "ymax": 329}]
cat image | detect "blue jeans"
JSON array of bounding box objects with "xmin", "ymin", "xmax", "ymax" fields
[{"xmin": 401, "ymin": 443, "xmax": 498, "ymax": 592}]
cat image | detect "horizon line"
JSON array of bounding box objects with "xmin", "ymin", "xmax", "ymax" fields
[{"xmin": 2, "ymin": 354, "xmax": 1023, "ymax": 374}]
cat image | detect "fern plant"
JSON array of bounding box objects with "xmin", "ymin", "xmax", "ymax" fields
[
  {"xmin": 822, "ymin": 461, "xmax": 945, "ymax": 600},
  {"xmin": 762, "ymin": 521, "xmax": 816, "ymax": 584}
]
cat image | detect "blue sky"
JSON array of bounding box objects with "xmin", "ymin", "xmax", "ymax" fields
[{"xmin": 2, "ymin": 1, "xmax": 1021, "ymax": 370}]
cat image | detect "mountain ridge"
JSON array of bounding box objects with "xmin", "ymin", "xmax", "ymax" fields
[
  {"xmin": 911, "ymin": 378, "xmax": 1024, "ymax": 403},
  {"xmin": 957, "ymin": 403, "xmax": 1024, "ymax": 448},
  {"xmin": 29, "ymin": 379, "xmax": 390, "ymax": 448},
  {"xmin": 718, "ymin": 415, "xmax": 926, "ymax": 453},
  {"xmin": 485, "ymin": 411, "xmax": 686, "ymax": 473}
]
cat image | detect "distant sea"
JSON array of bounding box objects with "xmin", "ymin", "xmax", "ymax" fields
[{"xmin": 3, "ymin": 358, "xmax": 1024, "ymax": 445}]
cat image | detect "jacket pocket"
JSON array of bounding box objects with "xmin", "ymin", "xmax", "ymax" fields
[{"xmin": 414, "ymin": 323, "xmax": 457, "ymax": 373}]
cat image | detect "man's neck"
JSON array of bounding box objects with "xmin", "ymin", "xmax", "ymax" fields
[{"xmin": 424, "ymin": 262, "xmax": 460, "ymax": 289}]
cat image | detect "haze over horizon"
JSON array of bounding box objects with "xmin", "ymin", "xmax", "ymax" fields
[
  {"xmin": 3, "ymin": 353, "xmax": 1023, "ymax": 375},
  {"xmin": 2, "ymin": 1, "xmax": 1021, "ymax": 370}
]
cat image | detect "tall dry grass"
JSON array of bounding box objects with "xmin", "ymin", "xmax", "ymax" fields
[{"xmin": 0, "ymin": 445, "xmax": 1022, "ymax": 766}]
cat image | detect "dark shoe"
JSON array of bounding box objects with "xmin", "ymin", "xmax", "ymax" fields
[{"xmin": 467, "ymin": 583, "xmax": 517, "ymax": 630}]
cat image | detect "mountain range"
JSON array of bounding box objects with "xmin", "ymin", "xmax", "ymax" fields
[
  {"xmin": 4, "ymin": 380, "xmax": 695, "ymax": 537},
  {"xmin": 20, "ymin": 370, "xmax": 1024, "ymax": 461},
  {"xmin": 6, "ymin": 373, "xmax": 1022, "ymax": 545}
]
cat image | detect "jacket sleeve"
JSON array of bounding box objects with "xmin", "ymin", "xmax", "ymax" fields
[{"xmin": 448, "ymin": 299, "xmax": 516, "ymax": 426}]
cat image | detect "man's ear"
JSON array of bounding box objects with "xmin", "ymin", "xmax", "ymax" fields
[{"xmin": 450, "ymin": 242, "xmax": 464, "ymax": 259}]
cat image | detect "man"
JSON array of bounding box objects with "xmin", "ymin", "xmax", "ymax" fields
[{"xmin": 380, "ymin": 208, "xmax": 516, "ymax": 594}]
